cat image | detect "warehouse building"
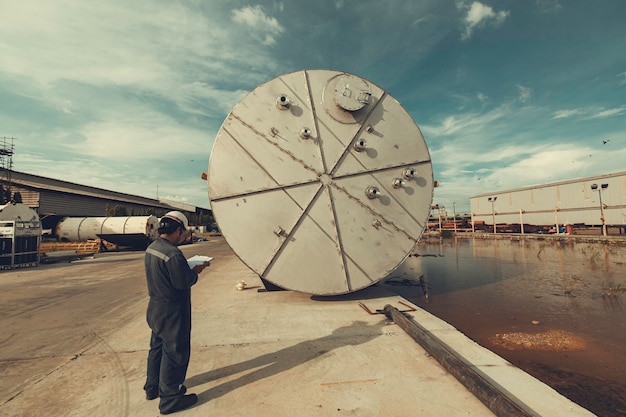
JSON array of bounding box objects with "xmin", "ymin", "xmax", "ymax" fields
[
  {"xmin": 470, "ymin": 171, "xmax": 626, "ymax": 235},
  {"xmin": 0, "ymin": 168, "xmax": 212, "ymax": 233}
]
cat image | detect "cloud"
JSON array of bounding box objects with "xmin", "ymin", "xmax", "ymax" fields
[
  {"xmin": 412, "ymin": 13, "xmax": 436, "ymax": 27},
  {"xmin": 487, "ymin": 148, "xmax": 588, "ymax": 185},
  {"xmin": 421, "ymin": 105, "xmax": 508, "ymax": 137},
  {"xmin": 460, "ymin": 1, "xmax": 510, "ymax": 40},
  {"xmin": 619, "ymin": 71, "xmax": 626, "ymax": 86},
  {"xmin": 231, "ymin": 5, "xmax": 285, "ymax": 46},
  {"xmin": 0, "ymin": 2, "xmax": 181, "ymax": 87},
  {"xmin": 536, "ymin": 0, "xmax": 562, "ymax": 13},
  {"xmin": 432, "ymin": 140, "xmax": 626, "ymax": 213},
  {"xmin": 0, "ymin": 1, "xmax": 282, "ymax": 108},
  {"xmin": 482, "ymin": 146, "xmax": 626, "ymax": 189},
  {"xmin": 587, "ymin": 107, "xmax": 626, "ymax": 119},
  {"xmin": 517, "ymin": 85, "xmax": 531, "ymax": 103},
  {"xmin": 71, "ymin": 122, "xmax": 207, "ymax": 161},
  {"xmin": 423, "ymin": 95, "xmax": 626, "ymax": 212},
  {"xmin": 552, "ymin": 106, "xmax": 625, "ymax": 120},
  {"xmin": 552, "ymin": 109, "xmax": 583, "ymax": 119}
]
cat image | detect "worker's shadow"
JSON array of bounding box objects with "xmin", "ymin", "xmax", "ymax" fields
[{"xmin": 186, "ymin": 319, "xmax": 387, "ymax": 405}]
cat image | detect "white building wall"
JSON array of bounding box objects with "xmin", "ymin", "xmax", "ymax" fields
[{"xmin": 470, "ymin": 171, "xmax": 626, "ymax": 226}]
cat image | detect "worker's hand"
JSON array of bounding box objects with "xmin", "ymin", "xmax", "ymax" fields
[{"xmin": 193, "ymin": 260, "xmax": 211, "ymax": 273}]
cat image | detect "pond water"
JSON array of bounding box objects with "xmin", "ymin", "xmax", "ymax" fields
[{"xmin": 383, "ymin": 236, "xmax": 626, "ymax": 417}]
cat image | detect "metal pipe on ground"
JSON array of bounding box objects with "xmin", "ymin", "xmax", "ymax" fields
[
  {"xmin": 383, "ymin": 304, "xmax": 535, "ymax": 417},
  {"xmin": 40, "ymin": 251, "xmax": 87, "ymax": 264}
]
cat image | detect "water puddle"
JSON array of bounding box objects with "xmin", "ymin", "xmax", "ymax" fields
[{"xmin": 383, "ymin": 237, "xmax": 626, "ymax": 417}]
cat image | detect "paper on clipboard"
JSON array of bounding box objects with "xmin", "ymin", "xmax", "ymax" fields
[{"xmin": 187, "ymin": 255, "xmax": 213, "ymax": 268}]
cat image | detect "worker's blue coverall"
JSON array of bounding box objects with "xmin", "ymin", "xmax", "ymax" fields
[{"xmin": 143, "ymin": 237, "xmax": 198, "ymax": 413}]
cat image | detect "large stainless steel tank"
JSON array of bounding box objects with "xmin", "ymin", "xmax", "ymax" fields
[{"xmin": 208, "ymin": 69, "xmax": 434, "ymax": 295}]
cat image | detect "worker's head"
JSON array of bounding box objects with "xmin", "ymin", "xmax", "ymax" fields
[{"xmin": 158, "ymin": 211, "xmax": 189, "ymax": 236}]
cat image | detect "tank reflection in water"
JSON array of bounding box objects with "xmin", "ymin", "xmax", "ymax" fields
[{"xmin": 383, "ymin": 237, "xmax": 626, "ymax": 417}]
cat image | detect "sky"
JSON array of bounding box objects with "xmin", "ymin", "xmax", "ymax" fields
[{"xmin": 1, "ymin": 0, "xmax": 624, "ymax": 214}]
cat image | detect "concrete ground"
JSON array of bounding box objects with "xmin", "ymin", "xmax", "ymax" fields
[{"xmin": 0, "ymin": 237, "xmax": 595, "ymax": 416}]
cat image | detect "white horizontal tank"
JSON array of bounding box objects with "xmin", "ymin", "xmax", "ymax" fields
[{"xmin": 56, "ymin": 215, "xmax": 159, "ymax": 242}]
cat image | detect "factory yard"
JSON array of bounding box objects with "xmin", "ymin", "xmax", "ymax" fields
[
  {"xmin": 0, "ymin": 237, "xmax": 595, "ymax": 417},
  {"xmin": 0, "ymin": 248, "xmax": 169, "ymax": 409}
]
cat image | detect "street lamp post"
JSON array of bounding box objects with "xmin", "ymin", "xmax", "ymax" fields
[
  {"xmin": 438, "ymin": 210, "xmax": 442, "ymax": 232},
  {"xmin": 452, "ymin": 202, "xmax": 457, "ymax": 234},
  {"xmin": 471, "ymin": 213, "xmax": 475, "ymax": 233},
  {"xmin": 591, "ymin": 183, "xmax": 609, "ymax": 236},
  {"xmin": 554, "ymin": 206, "xmax": 560, "ymax": 235},
  {"xmin": 488, "ymin": 196, "xmax": 497, "ymax": 234}
]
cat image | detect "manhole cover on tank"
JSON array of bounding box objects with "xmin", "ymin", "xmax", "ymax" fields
[{"xmin": 207, "ymin": 69, "xmax": 433, "ymax": 295}]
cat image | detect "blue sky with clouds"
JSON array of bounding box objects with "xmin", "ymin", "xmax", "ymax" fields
[{"xmin": 1, "ymin": 0, "xmax": 624, "ymax": 213}]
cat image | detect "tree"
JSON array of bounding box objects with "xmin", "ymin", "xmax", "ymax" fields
[{"xmin": 105, "ymin": 204, "xmax": 128, "ymax": 216}]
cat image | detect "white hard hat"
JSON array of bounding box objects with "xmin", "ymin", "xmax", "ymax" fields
[{"xmin": 163, "ymin": 211, "xmax": 189, "ymax": 229}]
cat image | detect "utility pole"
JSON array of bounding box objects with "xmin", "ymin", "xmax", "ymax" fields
[
  {"xmin": 591, "ymin": 183, "xmax": 609, "ymax": 236},
  {"xmin": 488, "ymin": 196, "xmax": 497, "ymax": 234},
  {"xmin": 453, "ymin": 202, "xmax": 457, "ymax": 234}
]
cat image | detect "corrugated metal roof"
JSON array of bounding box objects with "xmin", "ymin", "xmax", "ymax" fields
[
  {"xmin": 2, "ymin": 169, "xmax": 200, "ymax": 211},
  {"xmin": 159, "ymin": 198, "xmax": 196, "ymax": 212}
]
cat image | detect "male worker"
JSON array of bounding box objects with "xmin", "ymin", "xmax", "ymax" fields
[{"xmin": 143, "ymin": 211, "xmax": 211, "ymax": 414}]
